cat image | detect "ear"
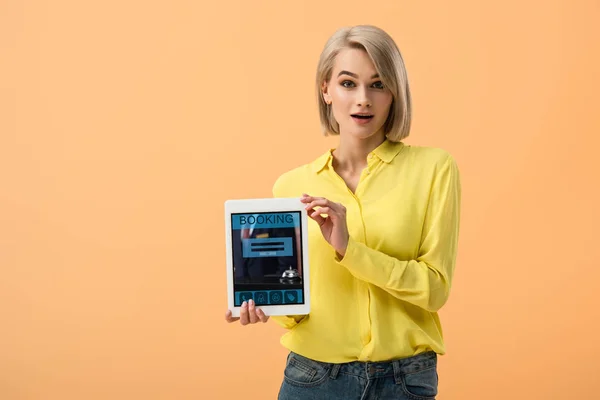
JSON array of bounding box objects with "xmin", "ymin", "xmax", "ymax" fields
[{"xmin": 321, "ymin": 81, "xmax": 332, "ymax": 104}]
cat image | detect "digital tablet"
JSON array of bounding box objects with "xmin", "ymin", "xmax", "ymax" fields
[{"xmin": 224, "ymin": 198, "xmax": 310, "ymax": 317}]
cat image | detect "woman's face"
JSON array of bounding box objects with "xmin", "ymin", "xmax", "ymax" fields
[{"xmin": 323, "ymin": 48, "xmax": 393, "ymax": 142}]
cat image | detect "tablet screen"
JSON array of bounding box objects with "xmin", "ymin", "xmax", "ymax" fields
[{"xmin": 230, "ymin": 211, "xmax": 305, "ymax": 307}]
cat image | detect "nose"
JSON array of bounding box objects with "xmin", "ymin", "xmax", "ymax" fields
[{"xmin": 356, "ymin": 86, "xmax": 372, "ymax": 108}]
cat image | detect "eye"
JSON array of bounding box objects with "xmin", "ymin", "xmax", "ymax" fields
[
  {"xmin": 341, "ymin": 80, "xmax": 355, "ymax": 88},
  {"xmin": 372, "ymin": 81, "xmax": 385, "ymax": 89}
]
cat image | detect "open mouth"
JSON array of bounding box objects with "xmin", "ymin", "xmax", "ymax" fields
[{"xmin": 351, "ymin": 114, "xmax": 374, "ymax": 120}]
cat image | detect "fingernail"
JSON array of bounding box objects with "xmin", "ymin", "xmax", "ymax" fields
[
  {"xmin": 249, "ymin": 299, "xmax": 254, "ymax": 306},
  {"xmin": 242, "ymin": 301, "xmax": 247, "ymax": 307}
]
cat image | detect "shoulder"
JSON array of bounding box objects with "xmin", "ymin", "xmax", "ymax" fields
[
  {"xmin": 396, "ymin": 145, "xmax": 460, "ymax": 188},
  {"xmin": 401, "ymin": 144, "xmax": 459, "ymax": 173},
  {"xmin": 272, "ymin": 165, "xmax": 310, "ymax": 196},
  {"xmin": 403, "ymin": 145, "xmax": 455, "ymax": 164},
  {"xmin": 272, "ymin": 152, "xmax": 329, "ymax": 197}
]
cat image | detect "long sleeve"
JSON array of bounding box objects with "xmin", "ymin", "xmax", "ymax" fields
[
  {"xmin": 270, "ymin": 314, "xmax": 306, "ymax": 329},
  {"xmin": 336, "ymin": 155, "xmax": 461, "ymax": 312}
]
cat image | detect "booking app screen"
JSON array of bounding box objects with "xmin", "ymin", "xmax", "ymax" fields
[{"xmin": 231, "ymin": 212, "xmax": 304, "ymax": 306}]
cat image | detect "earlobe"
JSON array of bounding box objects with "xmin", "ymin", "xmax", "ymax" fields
[{"xmin": 322, "ymin": 82, "xmax": 331, "ymax": 104}]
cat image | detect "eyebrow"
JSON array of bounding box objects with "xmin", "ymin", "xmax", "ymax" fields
[{"xmin": 337, "ymin": 70, "xmax": 380, "ymax": 79}]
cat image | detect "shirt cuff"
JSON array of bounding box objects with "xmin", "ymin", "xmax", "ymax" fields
[
  {"xmin": 335, "ymin": 235, "xmax": 357, "ymax": 264},
  {"xmin": 334, "ymin": 236, "xmax": 392, "ymax": 289}
]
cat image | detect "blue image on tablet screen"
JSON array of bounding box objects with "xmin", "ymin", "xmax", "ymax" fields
[{"xmin": 231, "ymin": 211, "xmax": 304, "ymax": 307}]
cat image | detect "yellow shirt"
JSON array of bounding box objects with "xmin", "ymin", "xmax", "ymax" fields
[{"xmin": 270, "ymin": 139, "xmax": 461, "ymax": 363}]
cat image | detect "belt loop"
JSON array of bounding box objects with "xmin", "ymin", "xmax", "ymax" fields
[
  {"xmin": 329, "ymin": 363, "xmax": 341, "ymax": 380},
  {"xmin": 392, "ymin": 360, "xmax": 402, "ymax": 385}
]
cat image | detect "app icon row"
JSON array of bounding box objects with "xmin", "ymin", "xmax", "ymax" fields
[{"xmin": 236, "ymin": 290, "xmax": 302, "ymax": 306}]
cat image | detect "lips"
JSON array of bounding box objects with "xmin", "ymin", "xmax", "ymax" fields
[
  {"xmin": 351, "ymin": 114, "xmax": 374, "ymax": 125},
  {"xmin": 351, "ymin": 114, "xmax": 373, "ymax": 120}
]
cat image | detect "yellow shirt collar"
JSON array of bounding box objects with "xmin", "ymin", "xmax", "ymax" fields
[{"xmin": 310, "ymin": 139, "xmax": 405, "ymax": 173}]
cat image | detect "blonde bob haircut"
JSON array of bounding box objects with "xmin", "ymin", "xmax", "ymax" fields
[{"xmin": 316, "ymin": 25, "xmax": 412, "ymax": 142}]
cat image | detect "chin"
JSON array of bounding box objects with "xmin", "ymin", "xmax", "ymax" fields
[
  {"xmin": 350, "ymin": 132, "xmax": 378, "ymax": 140},
  {"xmin": 343, "ymin": 126, "xmax": 386, "ymax": 141}
]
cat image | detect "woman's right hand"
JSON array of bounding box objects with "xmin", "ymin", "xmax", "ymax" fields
[{"xmin": 225, "ymin": 299, "xmax": 269, "ymax": 325}]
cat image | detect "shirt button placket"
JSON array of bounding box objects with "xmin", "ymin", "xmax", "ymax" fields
[{"xmin": 352, "ymin": 194, "xmax": 372, "ymax": 355}]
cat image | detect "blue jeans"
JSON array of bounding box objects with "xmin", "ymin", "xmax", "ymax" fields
[{"xmin": 278, "ymin": 351, "xmax": 438, "ymax": 400}]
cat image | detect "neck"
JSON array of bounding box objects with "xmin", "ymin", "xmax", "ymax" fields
[{"xmin": 332, "ymin": 133, "xmax": 386, "ymax": 174}]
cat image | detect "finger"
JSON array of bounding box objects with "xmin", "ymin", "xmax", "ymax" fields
[
  {"xmin": 308, "ymin": 204, "xmax": 342, "ymax": 221},
  {"xmin": 256, "ymin": 308, "xmax": 270, "ymax": 323},
  {"xmin": 301, "ymin": 195, "xmax": 325, "ymax": 203},
  {"xmin": 317, "ymin": 200, "xmax": 345, "ymax": 214},
  {"xmin": 225, "ymin": 310, "xmax": 240, "ymax": 323},
  {"xmin": 239, "ymin": 301, "xmax": 249, "ymax": 325},
  {"xmin": 308, "ymin": 211, "xmax": 327, "ymax": 226},
  {"xmin": 248, "ymin": 299, "xmax": 259, "ymax": 324},
  {"xmin": 305, "ymin": 199, "xmax": 339, "ymax": 212},
  {"xmin": 311, "ymin": 206, "xmax": 331, "ymax": 218}
]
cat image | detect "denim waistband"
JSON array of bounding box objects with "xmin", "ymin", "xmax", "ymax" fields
[{"xmin": 290, "ymin": 351, "xmax": 437, "ymax": 380}]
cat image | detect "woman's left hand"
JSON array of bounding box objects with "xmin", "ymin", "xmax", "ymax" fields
[{"xmin": 301, "ymin": 194, "xmax": 349, "ymax": 258}]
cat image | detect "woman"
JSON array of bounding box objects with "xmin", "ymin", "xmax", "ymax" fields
[{"xmin": 225, "ymin": 24, "xmax": 461, "ymax": 400}]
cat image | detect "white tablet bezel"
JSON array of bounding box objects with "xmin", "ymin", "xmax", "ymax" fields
[{"xmin": 224, "ymin": 197, "xmax": 310, "ymax": 317}]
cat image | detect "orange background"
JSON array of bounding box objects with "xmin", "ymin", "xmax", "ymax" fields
[{"xmin": 1, "ymin": 1, "xmax": 599, "ymax": 399}]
